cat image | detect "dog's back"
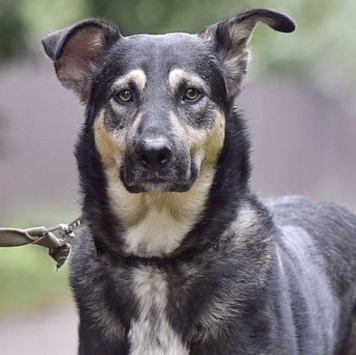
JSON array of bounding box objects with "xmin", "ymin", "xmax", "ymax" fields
[{"xmin": 267, "ymin": 196, "xmax": 356, "ymax": 354}]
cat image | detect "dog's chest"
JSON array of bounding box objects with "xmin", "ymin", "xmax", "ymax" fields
[{"xmin": 128, "ymin": 266, "xmax": 189, "ymax": 355}]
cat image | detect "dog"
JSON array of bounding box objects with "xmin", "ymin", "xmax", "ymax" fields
[{"xmin": 42, "ymin": 8, "xmax": 356, "ymax": 354}]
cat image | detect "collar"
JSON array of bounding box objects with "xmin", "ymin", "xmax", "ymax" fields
[{"xmin": 93, "ymin": 237, "xmax": 221, "ymax": 266}]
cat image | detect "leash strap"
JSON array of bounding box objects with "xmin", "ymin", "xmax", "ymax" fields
[{"xmin": 0, "ymin": 217, "xmax": 84, "ymax": 269}]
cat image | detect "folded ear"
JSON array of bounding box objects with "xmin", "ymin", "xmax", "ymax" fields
[
  {"xmin": 42, "ymin": 19, "xmax": 121, "ymax": 102},
  {"xmin": 199, "ymin": 8, "xmax": 296, "ymax": 99}
]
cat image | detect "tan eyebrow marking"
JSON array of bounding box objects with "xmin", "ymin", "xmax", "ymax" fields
[
  {"xmin": 113, "ymin": 69, "xmax": 147, "ymax": 92},
  {"xmin": 168, "ymin": 68, "xmax": 208, "ymax": 94}
]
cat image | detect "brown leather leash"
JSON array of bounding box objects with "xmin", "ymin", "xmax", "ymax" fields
[{"xmin": 0, "ymin": 217, "xmax": 84, "ymax": 269}]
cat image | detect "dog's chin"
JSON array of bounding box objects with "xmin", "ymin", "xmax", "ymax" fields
[{"xmin": 124, "ymin": 178, "xmax": 195, "ymax": 194}]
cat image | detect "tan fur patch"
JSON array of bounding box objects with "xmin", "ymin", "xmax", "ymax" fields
[
  {"xmin": 168, "ymin": 110, "xmax": 225, "ymax": 174},
  {"xmin": 94, "ymin": 112, "xmax": 125, "ymax": 172},
  {"xmin": 168, "ymin": 69, "xmax": 208, "ymax": 94},
  {"xmin": 200, "ymin": 110, "xmax": 226, "ymax": 171},
  {"xmin": 112, "ymin": 69, "xmax": 147, "ymax": 92},
  {"xmin": 168, "ymin": 69, "xmax": 187, "ymax": 92},
  {"xmin": 94, "ymin": 112, "xmax": 148, "ymax": 228},
  {"xmin": 108, "ymin": 183, "xmax": 147, "ymax": 229}
]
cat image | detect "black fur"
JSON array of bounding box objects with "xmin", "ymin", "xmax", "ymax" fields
[{"xmin": 42, "ymin": 8, "xmax": 356, "ymax": 355}]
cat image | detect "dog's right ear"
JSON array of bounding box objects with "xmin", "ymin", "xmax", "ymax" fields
[
  {"xmin": 42, "ymin": 19, "xmax": 120, "ymax": 102},
  {"xmin": 198, "ymin": 9, "xmax": 295, "ymax": 99}
]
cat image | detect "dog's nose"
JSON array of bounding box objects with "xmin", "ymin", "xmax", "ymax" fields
[{"xmin": 135, "ymin": 137, "xmax": 173, "ymax": 171}]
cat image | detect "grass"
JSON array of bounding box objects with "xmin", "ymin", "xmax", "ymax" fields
[
  {"xmin": 0, "ymin": 247, "xmax": 71, "ymax": 317},
  {"xmin": 0, "ymin": 204, "xmax": 79, "ymax": 318}
]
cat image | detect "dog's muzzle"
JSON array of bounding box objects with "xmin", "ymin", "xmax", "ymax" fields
[{"xmin": 120, "ymin": 134, "xmax": 197, "ymax": 193}]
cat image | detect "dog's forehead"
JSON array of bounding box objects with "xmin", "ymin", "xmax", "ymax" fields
[
  {"xmin": 106, "ymin": 32, "xmax": 214, "ymax": 79},
  {"xmin": 124, "ymin": 32, "xmax": 207, "ymax": 60}
]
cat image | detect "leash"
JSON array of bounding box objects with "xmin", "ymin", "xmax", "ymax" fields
[{"xmin": 0, "ymin": 217, "xmax": 84, "ymax": 269}]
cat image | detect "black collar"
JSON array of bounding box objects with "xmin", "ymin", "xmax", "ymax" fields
[{"xmin": 93, "ymin": 238, "xmax": 221, "ymax": 266}]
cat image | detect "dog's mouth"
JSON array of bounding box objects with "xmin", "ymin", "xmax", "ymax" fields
[
  {"xmin": 120, "ymin": 163, "xmax": 197, "ymax": 193},
  {"xmin": 126, "ymin": 181, "xmax": 191, "ymax": 194}
]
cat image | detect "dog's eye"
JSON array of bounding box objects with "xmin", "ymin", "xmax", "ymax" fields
[
  {"xmin": 116, "ymin": 89, "xmax": 133, "ymax": 103},
  {"xmin": 184, "ymin": 88, "xmax": 201, "ymax": 102}
]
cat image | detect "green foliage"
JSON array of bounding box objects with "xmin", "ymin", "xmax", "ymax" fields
[
  {"xmin": 87, "ymin": 0, "xmax": 242, "ymax": 34},
  {"xmin": 247, "ymin": 0, "xmax": 356, "ymax": 89},
  {"xmin": 0, "ymin": 247, "xmax": 70, "ymax": 318},
  {"xmin": 1, "ymin": 0, "xmax": 355, "ymax": 91},
  {"xmin": 0, "ymin": 1, "xmax": 27, "ymax": 63}
]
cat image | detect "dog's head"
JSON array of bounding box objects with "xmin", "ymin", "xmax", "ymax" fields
[{"xmin": 43, "ymin": 9, "xmax": 295, "ymax": 195}]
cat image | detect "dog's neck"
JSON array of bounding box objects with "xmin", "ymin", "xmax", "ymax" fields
[{"xmin": 105, "ymin": 167, "xmax": 217, "ymax": 258}]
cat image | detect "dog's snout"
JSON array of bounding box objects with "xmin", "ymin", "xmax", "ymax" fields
[{"xmin": 135, "ymin": 137, "xmax": 173, "ymax": 171}]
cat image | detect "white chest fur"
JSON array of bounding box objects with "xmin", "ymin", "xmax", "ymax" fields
[
  {"xmin": 128, "ymin": 267, "xmax": 189, "ymax": 355},
  {"xmin": 123, "ymin": 205, "xmax": 195, "ymax": 256},
  {"xmin": 120, "ymin": 169, "xmax": 216, "ymax": 257}
]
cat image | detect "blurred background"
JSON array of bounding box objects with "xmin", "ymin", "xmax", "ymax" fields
[{"xmin": 0, "ymin": 0, "xmax": 355, "ymax": 353}]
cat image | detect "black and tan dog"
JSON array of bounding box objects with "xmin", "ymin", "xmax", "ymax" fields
[{"xmin": 42, "ymin": 8, "xmax": 356, "ymax": 354}]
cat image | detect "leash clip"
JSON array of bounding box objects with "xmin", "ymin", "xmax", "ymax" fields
[
  {"xmin": 44, "ymin": 217, "xmax": 84, "ymax": 269},
  {"xmin": 47, "ymin": 224, "xmax": 75, "ymax": 240},
  {"xmin": 47, "ymin": 217, "xmax": 84, "ymax": 241}
]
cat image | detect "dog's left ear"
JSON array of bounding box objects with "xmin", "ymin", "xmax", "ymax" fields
[
  {"xmin": 199, "ymin": 8, "xmax": 296, "ymax": 98},
  {"xmin": 42, "ymin": 19, "xmax": 121, "ymax": 102}
]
